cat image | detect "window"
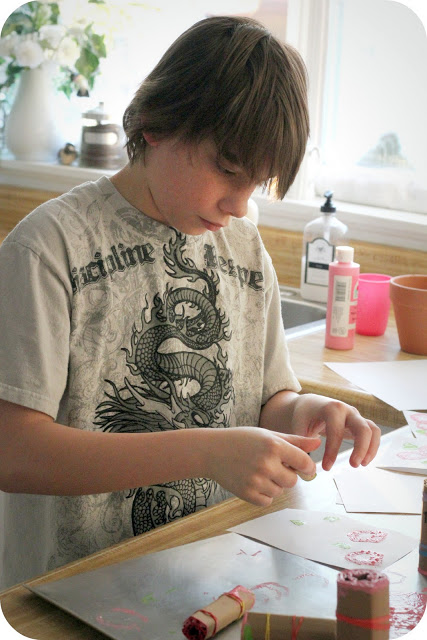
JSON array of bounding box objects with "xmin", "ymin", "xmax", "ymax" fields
[
  {"xmin": 264, "ymin": 0, "xmax": 427, "ymax": 251},
  {"xmin": 314, "ymin": 0, "xmax": 427, "ymax": 215},
  {"xmin": 1, "ymin": 0, "xmax": 426, "ymax": 249}
]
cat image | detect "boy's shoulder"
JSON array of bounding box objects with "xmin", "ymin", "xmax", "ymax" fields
[
  {"xmin": 4, "ymin": 178, "xmax": 106, "ymax": 247},
  {"xmin": 224, "ymin": 214, "xmax": 262, "ymax": 244}
]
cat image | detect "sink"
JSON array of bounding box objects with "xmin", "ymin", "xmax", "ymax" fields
[{"xmin": 279, "ymin": 286, "xmax": 326, "ymax": 339}]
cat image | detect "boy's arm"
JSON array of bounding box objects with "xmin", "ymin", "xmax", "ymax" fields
[
  {"xmin": 0, "ymin": 398, "xmax": 318, "ymax": 506},
  {"xmin": 259, "ymin": 390, "xmax": 381, "ymax": 471}
]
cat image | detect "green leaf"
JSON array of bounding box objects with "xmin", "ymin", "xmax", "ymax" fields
[
  {"xmin": 90, "ymin": 33, "xmax": 107, "ymax": 59},
  {"xmin": 75, "ymin": 47, "xmax": 99, "ymax": 79},
  {"xmin": 1, "ymin": 12, "xmax": 34, "ymax": 37},
  {"xmin": 33, "ymin": 3, "xmax": 51, "ymax": 31},
  {"xmin": 58, "ymin": 81, "xmax": 73, "ymax": 99},
  {"xmin": 290, "ymin": 519, "xmax": 306, "ymax": 526},
  {"xmin": 403, "ymin": 442, "xmax": 418, "ymax": 450},
  {"xmin": 49, "ymin": 3, "xmax": 60, "ymax": 23},
  {"xmin": 7, "ymin": 61, "xmax": 24, "ymax": 74}
]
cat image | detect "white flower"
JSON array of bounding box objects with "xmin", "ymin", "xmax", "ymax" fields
[
  {"xmin": 39, "ymin": 24, "xmax": 66, "ymax": 49},
  {"xmin": 14, "ymin": 39, "xmax": 45, "ymax": 69},
  {"xmin": 66, "ymin": 27, "xmax": 85, "ymax": 45},
  {"xmin": 56, "ymin": 36, "xmax": 80, "ymax": 67},
  {"xmin": 0, "ymin": 33, "xmax": 20, "ymax": 58}
]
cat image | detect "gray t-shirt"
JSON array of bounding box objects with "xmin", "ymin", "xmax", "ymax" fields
[{"xmin": 0, "ymin": 176, "xmax": 300, "ymax": 588}]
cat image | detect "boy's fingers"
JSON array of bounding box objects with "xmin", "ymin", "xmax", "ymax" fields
[
  {"xmin": 322, "ymin": 415, "xmax": 381, "ymax": 470},
  {"xmin": 277, "ymin": 433, "xmax": 322, "ymax": 452},
  {"xmin": 274, "ymin": 462, "xmax": 311, "ymax": 489},
  {"xmin": 322, "ymin": 436, "xmax": 342, "ymax": 471},
  {"xmin": 345, "ymin": 414, "xmax": 380, "ymax": 467},
  {"xmin": 275, "ymin": 437, "xmax": 318, "ymax": 479},
  {"xmin": 359, "ymin": 420, "xmax": 381, "ymax": 466}
]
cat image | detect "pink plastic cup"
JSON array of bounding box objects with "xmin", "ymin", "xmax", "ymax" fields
[{"xmin": 356, "ymin": 273, "xmax": 392, "ymax": 336}]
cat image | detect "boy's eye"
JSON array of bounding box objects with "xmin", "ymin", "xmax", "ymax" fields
[{"xmin": 216, "ymin": 160, "xmax": 236, "ymax": 176}]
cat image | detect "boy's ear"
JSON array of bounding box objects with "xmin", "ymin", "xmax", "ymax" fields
[{"xmin": 143, "ymin": 132, "xmax": 159, "ymax": 147}]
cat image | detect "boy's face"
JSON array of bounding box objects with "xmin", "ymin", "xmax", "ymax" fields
[{"xmin": 139, "ymin": 135, "xmax": 259, "ymax": 235}]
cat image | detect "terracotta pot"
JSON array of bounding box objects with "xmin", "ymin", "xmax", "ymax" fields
[{"xmin": 390, "ymin": 274, "xmax": 427, "ymax": 356}]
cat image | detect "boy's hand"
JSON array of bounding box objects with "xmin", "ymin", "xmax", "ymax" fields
[
  {"xmin": 288, "ymin": 393, "xmax": 381, "ymax": 471},
  {"xmin": 206, "ymin": 427, "xmax": 320, "ymax": 507}
]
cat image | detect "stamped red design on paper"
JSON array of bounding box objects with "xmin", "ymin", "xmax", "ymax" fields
[
  {"xmin": 345, "ymin": 550, "xmax": 384, "ymax": 567},
  {"xmin": 347, "ymin": 530, "xmax": 388, "ymax": 543}
]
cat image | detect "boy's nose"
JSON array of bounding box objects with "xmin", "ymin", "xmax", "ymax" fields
[{"xmin": 219, "ymin": 190, "xmax": 254, "ymax": 219}]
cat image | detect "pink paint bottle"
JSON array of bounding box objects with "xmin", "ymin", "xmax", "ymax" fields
[{"xmin": 325, "ymin": 246, "xmax": 359, "ymax": 350}]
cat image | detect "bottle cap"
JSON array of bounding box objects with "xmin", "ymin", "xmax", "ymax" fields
[
  {"xmin": 321, "ymin": 190, "xmax": 336, "ymax": 214},
  {"xmin": 336, "ymin": 246, "xmax": 354, "ymax": 263}
]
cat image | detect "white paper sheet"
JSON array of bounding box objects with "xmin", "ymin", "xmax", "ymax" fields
[
  {"xmin": 324, "ymin": 360, "xmax": 427, "ymax": 410},
  {"xmin": 376, "ymin": 425, "xmax": 427, "ymax": 475},
  {"xmin": 333, "ymin": 465, "xmax": 424, "ymax": 513},
  {"xmin": 403, "ymin": 410, "xmax": 427, "ymax": 437},
  {"xmin": 229, "ymin": 508, "xmax": 417, "ymax": 571}
]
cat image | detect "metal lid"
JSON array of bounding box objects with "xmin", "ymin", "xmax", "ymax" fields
[{"xmin": 82, "ymin": 101, "xmax": 109, "ymax": 123}]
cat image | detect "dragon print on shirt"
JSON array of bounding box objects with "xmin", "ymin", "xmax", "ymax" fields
[{"xmin": 94, "ymin": 231, "xmax": 234, "ymax": 535}]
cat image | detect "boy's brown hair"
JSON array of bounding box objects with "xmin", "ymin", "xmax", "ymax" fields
[{"xmin": 123, "ymin": 15, "xmax": 309, "ymax": 199}]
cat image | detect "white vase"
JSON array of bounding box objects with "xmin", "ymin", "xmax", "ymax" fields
[{"xmin": 5, "ymin": 65, "xmax": 65, "ymax": 162}]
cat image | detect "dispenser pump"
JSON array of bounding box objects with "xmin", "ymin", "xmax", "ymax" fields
[
  {"xmin": 321, "ymin": 190, "xmax": 336, "ymax": 214},
  {"xmin": 300, "ymin": 188, "xmax": 348, "ymax": 303}
]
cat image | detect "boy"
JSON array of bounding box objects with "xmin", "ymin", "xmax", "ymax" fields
[{"xmin": 0, "ymin": 16, "xmax": 380, "ymax": 589}]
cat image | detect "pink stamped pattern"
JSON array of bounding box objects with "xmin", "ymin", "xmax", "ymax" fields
[
  {"xmin": 96, "ymin": 607, "xmax": 148, "ymax": 631},
  {"xmin": 293, "ymin": 572, "xmax": 330, "ymax": 587},
  {"xmin": 347, "ymin": 529, "xmax": 388, "ymax": 544},
  {"xmin": 389, "ymin": 591, "xmax": 427, "ymax": 638},
  {"xmin": 250, "ymin": 582, "xmax": 289, "ymax": 603},
  {"xmin": 344, "ymin": 550, "xmax": 384, "ymax": 567},
  {"xmin": 412, "ymin": 413, "xmax": 427, "ymax": 429},
  {"xmin": 397, "ymin": 444, "xmax": 427, "ymax": 460}
]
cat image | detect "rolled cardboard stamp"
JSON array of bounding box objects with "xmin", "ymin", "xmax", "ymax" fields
[
  {"xmin": 419, "ymin": 478, "xmax": 427, "ymax": 576},
  {"xmin": 182, "ymin": 585, "xmax": 255, "ymax": 639},
  {"xmin": 240, "ymin": 611, "xmax": 336, "ymax": 639},
  {"xmin": 336, "ymin": 569, "xmax": 390, "ymax": 639},
  {"xmin": 296, "ymin": 471, "xmax": 317, "ymax": 482}
]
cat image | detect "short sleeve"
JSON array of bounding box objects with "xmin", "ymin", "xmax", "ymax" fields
[
  {"xmin": 0, "ymin": 240, "xmax": 71, "ymax": 418},
  {"xmin": 261, "ymin": 261, "xmax": 301, "ymax": 404}
]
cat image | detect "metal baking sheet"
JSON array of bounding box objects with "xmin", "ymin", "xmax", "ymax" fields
[{"xmin": 26, "ymin": 532, "xmax": 339, "ymax": 639}]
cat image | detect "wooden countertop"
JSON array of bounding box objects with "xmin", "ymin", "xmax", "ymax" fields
[
  {"xmin": 287, "ymin": 314, "xmax": 424, "ymax": 428},
  {"xmin": 1, "ymin": 432, "xmax": 423, "ymax": 639}
]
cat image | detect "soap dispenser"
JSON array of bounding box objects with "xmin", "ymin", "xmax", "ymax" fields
[{"xmin": 300, "ymin": 190, "xmax": 348, "ymax": 303}]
